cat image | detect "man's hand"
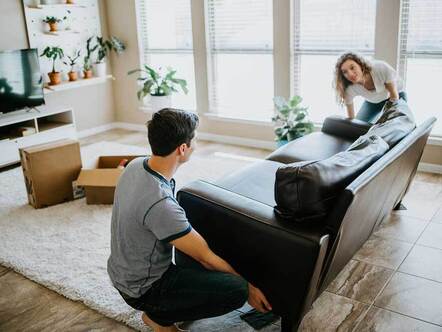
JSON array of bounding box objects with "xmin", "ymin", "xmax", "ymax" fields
[{"xmin": 248, "ymin": 283, "xmax": 272, "ymax": 313}]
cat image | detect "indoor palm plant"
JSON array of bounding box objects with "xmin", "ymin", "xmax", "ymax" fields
[
  {"xmin": 93, "ymin": 36, "xmax": 126, "ymax": 77},
  {"xmin": 40, "ymin": 46, "xmax": 64, "ymax": 85},
  {"xmin": 128, "ymin": 65, "xmax": 188, "ymax": 112},
  {"xmin": 272, "ymin": 95, "xmax": 314, "ymax": 146},
  {"xmin": 63, "ymin": 49, "xmax": 81, "ymax": 81}
]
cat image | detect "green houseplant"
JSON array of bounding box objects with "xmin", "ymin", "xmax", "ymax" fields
[
  {"xmin": 63, "ymin": 49, "xmax": 81, "ymax": 81},
  {"xmin": 93, "ymin": 36, "xmax": 126, "ymax": 77},
  {"xmin": 128, "ymin": 65, "xmax": 188, "ymax": 111},
  {"xmin": 83, "ymin": 36, "xmax": 97, "ymax": 79},
  {"xmin": 272, "ymin": 95, "xmax": 314, "ymax": 146},
  {"xmin": 40, "ymin": 46, "xmax": 64, "ymax": 85}
]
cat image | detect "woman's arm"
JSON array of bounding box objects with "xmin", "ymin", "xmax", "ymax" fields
[
  {"xmin": 346, "ymin": 103, "xmax": 355, "ymax": 119},
  {"xmin": 385, "ymin": 82, "xmax": 399, "ymax": 101}
]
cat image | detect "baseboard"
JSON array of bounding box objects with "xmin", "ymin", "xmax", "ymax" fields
[
  {"xmin": 417, "ymin": 162, "xmax": 442, "ymax": 174},
  {"xmin": 76, "ymin": 123, "xmax": 116, "ymax": 139},
  {"xmin": 197, "ymin": 132, "xmax": 276, "ymax": 150},
  {"xmin": 113, "ymin": 122, "xmax": 147, "ymax": 132}
]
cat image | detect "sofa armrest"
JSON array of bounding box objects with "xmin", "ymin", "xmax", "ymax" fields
[
  {"xmin": 177, "ymin": 180, "xmax": 329, "ymax": 328},
  {"xmin": 321, "ymin": 115, "xmax": 372, "ymax": 141}
]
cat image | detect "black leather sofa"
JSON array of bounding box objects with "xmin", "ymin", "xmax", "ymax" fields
[{"xmin": 176, "ymin": 115, "xmax": 436, "ymax": 332}]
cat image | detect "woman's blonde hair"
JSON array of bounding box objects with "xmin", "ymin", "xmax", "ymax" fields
[{"xmin": 333, "ymin": 52, "xmax": 372, "ymax": 105}]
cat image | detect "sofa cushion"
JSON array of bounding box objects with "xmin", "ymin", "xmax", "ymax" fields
[
  {"xmin": 215, "ymin": 160, "xmax": 283, "ymax": 207},
  {"xmin": 266, "ymin": 132, "xmax": 353, "ymax": 164},
  {"xmin": 349, "ymin": 99, "xmax": 416, "ymax": 149},
  {"xmin": 274, "ymin": 135, "xmax": 389, "ymax": 223}
]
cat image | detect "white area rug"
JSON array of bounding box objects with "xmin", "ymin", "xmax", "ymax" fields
[{"xmin": 0, "ymin": 141, "xmax": 257, "ymax": 331}]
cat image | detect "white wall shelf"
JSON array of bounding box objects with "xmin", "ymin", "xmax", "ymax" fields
[
  {"xmin": 42, "ymin": 30, "xmax": 80, "ymax": 36},
  {"xmin": 27, "ymin": 4, "xmax": 87, "ymax": 9},
  {"xmin": 43, "ymin": 75, "xmax": 113, "ymax": 94}
]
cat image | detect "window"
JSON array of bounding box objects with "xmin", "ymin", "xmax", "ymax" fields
[
  {"xmin": 136, "ymin": 0, "xmax": 196, "ymax": 110},
  {"xmin": 399, "ymin": 0, "xmax": 442, "ymax": 136},
  {"xmin": 206, "ymin": 0, "xmax": 274, "ymax": 121},
  {"xmin": 291, "ymin": 0, "xmax": 376, "ymax": 123}
]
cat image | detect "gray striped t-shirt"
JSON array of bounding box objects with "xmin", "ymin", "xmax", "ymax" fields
[{"xmin": 107, "ymin": 157, "xmax": 192, "ymax": 298}]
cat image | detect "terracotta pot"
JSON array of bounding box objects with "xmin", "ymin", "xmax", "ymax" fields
[
  {"xmin": 68, "ymin": 71, "xmax": 78, "ymax": 82},
  {"xmin": 83, "ymin": 70, "xmax": 93, "ymax": 79},
  {"xmin": 48, "ymin": 72, "xmax": 61, "ymax": 85},
  {"xmin": 48, "ymin": 22, "xmax": 57, "ymax": 32}
]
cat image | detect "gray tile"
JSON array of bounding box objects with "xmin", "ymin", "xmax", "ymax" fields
[
  {"xmin": 399, "ymin": 245, "xmax": 442, "ymax": 282},
  {"xmin": 393, "ymin": 199, "xmax": 441, "ymax": 221},
  {"xmin": 417, "ymin": 223, "xmax": 442, "ymax": 250},
  {"xmin": 374, "ymin": 214, "xmax": 428, "ymax": 243},
  {"xmin": 353, "ymin": 236, "xmax": 413, "ymax": 269},
  {"xmin": 298, "ymin": 292, "xmax": 369, "ymax": 332},
  {"xmin": 431, "ymin": 206, "xmax": 442, "ymax": 224},
  {"xmin": 357, "ymin": 306, "xmax": 442, "ymax": 332},
  {"xmin": 375, "ymin": 272, "xmax": 442, "ymax": 326},
  {"xmin": 327, "ymin": 260, "xmax": 393, "ymax": 304}
]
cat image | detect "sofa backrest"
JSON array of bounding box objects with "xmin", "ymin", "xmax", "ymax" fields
[{"xmin": 319, "ymin": 117, "xmax": 436, "ymax": 290}]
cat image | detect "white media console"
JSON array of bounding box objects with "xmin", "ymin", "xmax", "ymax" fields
[{"xmin": 0, "ymin": 107, "xmax": 77, "ymax": 167}]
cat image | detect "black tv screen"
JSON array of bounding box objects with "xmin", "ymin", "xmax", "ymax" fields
[{"xmin": 0, "ymin": 48, "xmax": 45, "ymax": 114}]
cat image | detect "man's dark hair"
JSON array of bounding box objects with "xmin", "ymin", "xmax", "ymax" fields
[{"xmin": 147, "ymin": 108, "xmax": 199, "ymax": 156}]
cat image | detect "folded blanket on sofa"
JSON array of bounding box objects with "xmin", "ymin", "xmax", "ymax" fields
[{"xmin": 274, "ymin": 135, "xmax": 389, "ymax": 223}]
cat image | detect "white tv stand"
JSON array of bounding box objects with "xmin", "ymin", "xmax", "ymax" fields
[{"xmin": 0, "ymin": 106, "xmax": 77, "ymax": 167}]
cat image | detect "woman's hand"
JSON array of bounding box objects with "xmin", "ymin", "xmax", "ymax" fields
[{"xmin": 248, "ymin": 283, "xmax": 272, "ymax": 313}]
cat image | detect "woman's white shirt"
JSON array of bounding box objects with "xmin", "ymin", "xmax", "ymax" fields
[{"xmin": 344, "ymin": 60, "xmax": 404, "ymax": 105}]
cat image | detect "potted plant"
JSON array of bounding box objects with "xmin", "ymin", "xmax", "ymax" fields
[
  {"xmin": 63, "ymin": 50, "xmax": 81, "ymax": 81},
  {"xmin": 272, "ymin": 95, "xmax": 314, "ymax": 147},
  {"xmin": 128, "ymin": 65, "xmax": 188, "ymax": 112},
  {"xmin": 42, "ymin": 15, "xmax": 67, "ymax": 32},
  {"xmin": 39, "ymin": 46, "xmax": 64, "ymax": 85},
  {"xmin": 93, "ymin": 36, "xmax": 126, "ymax": 77},
  {"xmin": 83, "ymin": 37, "xmax": 97, "ymax": 79}
]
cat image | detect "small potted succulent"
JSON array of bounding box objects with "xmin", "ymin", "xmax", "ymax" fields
[
  {"xmin": 40, "ymin": 46, "xmax": 64, "ymax": 85},
  {"xmin": 93, "ymin": 36, "xmax": 126, "ymax": 77},
  {"xmin": 272, "ymin": 95, "xmax": 314, "ymax": 147},
  {"xmin": 42, "ymin": 15, "xmax": 67, "ymax": 32},
  {"xmin": 128, "ymin": 65, "xmax": 188, "ymax": 112},
  {"xmin": 63, "ymin": 50, "xmax": 81, "ymax": 81},
  {"xmin": 83, "ymin": 37, "xmax": 97, "ymax": 79}
]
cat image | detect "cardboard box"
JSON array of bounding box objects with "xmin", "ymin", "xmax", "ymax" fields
[
  {"xmin": 20, "ymin": 139, "xmax": 82, "ymax": 208},
  {"xmin": 75, "ymin": 155, "xmax": 143, "ymax": 205}
]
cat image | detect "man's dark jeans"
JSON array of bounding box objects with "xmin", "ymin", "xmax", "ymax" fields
[{"xmin": 118, "ymin": 264, "xmax": 248, "ymax": 327}]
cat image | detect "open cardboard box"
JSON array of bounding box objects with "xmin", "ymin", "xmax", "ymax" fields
[{"xmin": 75, "ymin": 155, "xmax": 144, "ymax": 204}]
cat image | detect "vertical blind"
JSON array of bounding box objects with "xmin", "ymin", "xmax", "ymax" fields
[
  {"xmin": 206, "ymin": 0, "xmax": 274, "ymax": 121},
  {"xmin": 292, "ymin": 0, "xmax": 376, "ymax": 122},
  {"xmin": 136, "ymin": 0, "xmax": 196, "ymax": 110},
  {"xmin": 399, "ymin": 0, "xmax": 442, "ymax": 135}
]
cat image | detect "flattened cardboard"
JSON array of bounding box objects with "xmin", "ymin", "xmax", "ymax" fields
[
  {"xmin": 20, "ymin": 139, "xmax": 82, "ymax": 209},
  {"xmin": 76, "ymin": 155, "xmax": 144, "ymax": 205}
]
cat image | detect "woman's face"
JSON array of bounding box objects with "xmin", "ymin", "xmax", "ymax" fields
[{"xmin": 340, "ymin": 59, "xmax": 363, "ymax": 84}]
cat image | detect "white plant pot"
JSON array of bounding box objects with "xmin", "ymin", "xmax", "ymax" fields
[
  {"xmin": 93, "ymin": 62, "xmax": 107, "ymax": 77},
  {"xmin": 147, "ymin": 95, "xmax": 172, "ymax": 113}
]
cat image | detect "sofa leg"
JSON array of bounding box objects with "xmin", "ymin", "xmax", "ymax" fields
[{"xmin": 393, "ymin": 201, "xmax": 407, "ymax": 211}]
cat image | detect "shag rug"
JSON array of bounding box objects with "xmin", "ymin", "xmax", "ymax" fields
[{"xmin": 0, "ymin": 141, "xmax": 257, "ymax": 331}]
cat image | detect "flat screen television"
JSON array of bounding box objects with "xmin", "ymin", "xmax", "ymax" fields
[{"xmin": 0, "ymin": 48, "xmax": 45, "ymax": 115}]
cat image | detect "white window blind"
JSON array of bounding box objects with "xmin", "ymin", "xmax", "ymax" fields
[
  {"xmin": 399, "ymin": 0, "xmax": 442, "ymax": 136},
  {"xmin": 206, "ymin": 0, "xmax": 274, "ymax": 121},
  {"xmin": 136, "ymin": 0, "xmax": 196, "ymax": 110},
  {"xmin": 292, "ymin": 0, "xmax": 376, "ymax": 123}
]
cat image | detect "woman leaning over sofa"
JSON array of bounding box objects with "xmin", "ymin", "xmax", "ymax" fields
[{"xmin": 333, "ymin": 52, "xmax": 407, "ymax": 123}]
